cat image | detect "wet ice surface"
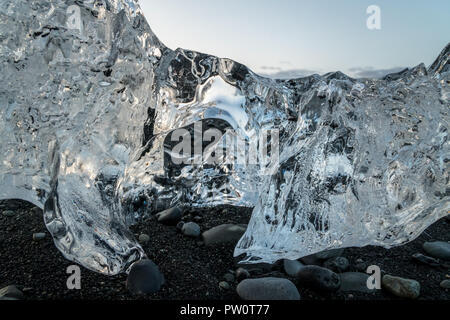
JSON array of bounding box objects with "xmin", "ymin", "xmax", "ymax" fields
[{"xmin": 0, "ymin": 0, "xmax": 448, "ymax": 274}]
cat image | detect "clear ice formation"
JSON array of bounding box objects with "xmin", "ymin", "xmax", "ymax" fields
[{"xmin": 0, "ymin": 0, "xmax": 448, "ymax": 274}]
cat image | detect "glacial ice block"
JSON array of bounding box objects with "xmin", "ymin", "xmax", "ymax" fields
[
  {"xmin": 235, "ymin": 63, "xmax": 450, "ymax": 263},
  {"xmin": 0, "ymin": 0, "xmax": 448, "ymax": 274}
]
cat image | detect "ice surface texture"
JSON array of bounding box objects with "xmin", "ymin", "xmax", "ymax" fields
[{"xmin": 0, "ymin": 0, "xmax": 448, "ymax": 274}]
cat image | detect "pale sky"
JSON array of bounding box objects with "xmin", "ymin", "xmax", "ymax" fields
[{"xmin": 140, "ymin": 0, "xmax": 449, "ymax": 78}]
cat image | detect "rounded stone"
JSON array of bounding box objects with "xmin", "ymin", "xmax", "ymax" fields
[
  {"xmin": 412, "ymin": 253, "xmax": 440, "ymax": 267},
  {"xmin": 314, "ymin": 248, "xmax": 345, "ymax": 260},
  {"xmin": 176, "ymin": 221, "xmax": 185, "ymax": 232},
  {"xmin": 355, "ymin": 262, "xmax": 368, "ymax": 272},
  {"xmin": 296, "ymin": 265, "xmax": 341, "ymax": 292},
  {"xmin": 235, "ymin": 268, "xmax": 250, "ymax": 282},
  {"xmin": 423, "ymin": 241, "xmax": 450, "ymax": 261},
  {"xmin": 382, "ymin": 275, "xmax": 420, "ymax": 299},
  {"xmin": 219, "ymin": 281, "xmax": 230, "ymax": 290},
  {"xmin": 323, "ymin": 256, "xmax": 349, "ymax": 273},
  {"xmin": 339, "ymin": 272, "xmax": 373, "ymax": 293},
  {"xmin": 300, "ymin": 254, "xmax": 321, "ymax": 266},
  {"xmin": 237, "ymin": 277, "xmax": 300, "ymax": 300},
  {"xmin": 202, "ymin": 224, "xmax": 246, "ymax": 245},
  {"xmin": 156, "ymin": 207, "xmax": 183, "ymax": 225},
  {"xmin": 32, "ymin": 232, "xmax": 46, "ymax": 241},
  {"xmin": 440, "ymin": 280, "xmax": 450, "ymax": 289},
  {"xmin": 126, "ymin": 259, "xmax": 165, "ymax": 295},
  {"xmin": 182, "ymin": 222, "xmax": 201, "ymax": 237},
  {"xmin": 138, "ymin": 234, "xmax": 150, "ymax": 244},
  {"xmin": 283, "ymin": 259, "xmax": 304, "ymax": 277},
  {"xmin": 224, "ymin": 273, "xmax": 235, "ymax": 283}
]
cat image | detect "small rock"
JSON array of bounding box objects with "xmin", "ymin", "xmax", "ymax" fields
[
  {"xmin": 323, "ymin": 257, "xmax": 349, "ymax": 273},
  {"xmin": 423, "ymin": 241, "xmax": 450, "ymax": 261},
  {"xmin": 224, "ymin": 273, "xmax": 235, "ymax": 283},
  {"xmin": 193, "ymin": 216, "xmax": 202, "ymax": 222},
  {"xmin": 235, "ymin": 268, "xmax": 250, "ymax": 282},
  {"xmin": 355, "ymin": 262, "xmax": 368, "ymax": 272},
  {"xmin": 237, "ymin": 277, "xmax": 300, "ymax": 300},
  {"xmin": 315, "ymin": 248, "xmax": 345, "ymax": 260},
  {"xmin": 440, "ymin": 280, "xmax": 450, "ymax": 289},
  {"xmin": 300, "ymin": 249, "xmax": 345, "ymax": 265},
  {"xmin": 300, "ymin": 254, "xmax": 321, "ymax": 266},
  {"xmin": 202, "ymin": 224, "xmax": 246, "ymax": 245},
  {"xmin": 138, "ymin": 234, "xmax": 150, "ymax": 244},
  {"xmin": 0, "ymin": 285, "xmax": 24, "ymax": 300},
  {"xmin": 412, "ymin": 253, "xmax": 440, "ymax": 267},
  {"xmin": 176, "ymin": 221, "xmax": 185, "ymax": 232},
  {"xmin": 382, "ymin": 275, "xmax": 420, "ymax": 299},
  {"xmin": 219, "ymin": 281, "xmax": 230, "ymax": 290},
  {"xmin": 2, "ymin": 210, "xmax": 15, "ymax": 217},
  {"xmin": 296, "ymin": 266, "xmax": 341, "ymax": 292},
  {"xmin": 156, "ymin": 207, "xmax": 183, "ymax": 225},
  {"xmin": 237, "ymin": 263, "xmax": 274, "ymax": 275},
  {"xmin": 32, "ymin": 232, "xmax": 46, "ymax": 241},
  {"xmin": 283, "ymin": 259, "xmax": 304, "ymax": 277},
  {"xmin": 182, "ymin": 222, "xmax": 201, "ymax": 238},
  {"xmin": 339, "ymin": 272, "xmax": 373, "ymax": 293},
  {"xmin": 126, "ymin": 259, "xmax": 165, "ymax": 295}
]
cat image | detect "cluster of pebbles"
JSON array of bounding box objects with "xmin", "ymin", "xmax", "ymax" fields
[
  {"xmin": 126, "ymin": 207, "xmax": 450, "ymax": 300},
  {"xmin": 1, "ymin": 200, "xmax": 449, "ymax": 300}
]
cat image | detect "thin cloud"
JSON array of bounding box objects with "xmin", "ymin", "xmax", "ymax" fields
[
  {"xmin": 259, "ymin": 68, "xmax": 319, "ymax": 80},
  {"xmin": 258, "ymin": 66, "xmax": 409, "ymax": 80},
  {"xmin": 260, "ymin": 66, "xmax": 282, "ymax": 71},
  {"xmin": 347, "ymin": 66, "xmax": 407, "ymax": 79}
]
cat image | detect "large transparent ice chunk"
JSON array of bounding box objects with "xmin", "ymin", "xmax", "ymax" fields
[
  {"xmin": 0, "ymin": 0, "xmax": 448, "ymax": 274},
  {"xmin": 235, "ymin": 62, "xmax": 449, "ymax": 263}
]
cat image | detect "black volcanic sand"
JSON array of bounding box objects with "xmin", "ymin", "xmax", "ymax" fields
[{"xmin": 0, "ymin": 199, "xmax": 449, "ymax": 300}]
